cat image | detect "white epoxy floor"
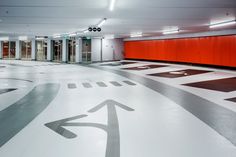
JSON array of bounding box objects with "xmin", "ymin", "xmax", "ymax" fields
[{"xmin": 0, "ymin": 60, "xmax": 236, "ymax": 157}]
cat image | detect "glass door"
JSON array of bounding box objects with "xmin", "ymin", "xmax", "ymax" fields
[
  {"xmin": 36, "ymin": 40, "xmax": 47, "ymax": 61},
  {"xmin": 68, "ymin": 39, "xmax": 76, "ymax": 63},
  {"xmin": 2, "ymin": 41, "xmax": 9, "ymax": 59},
  {"xmin": 9, "ymin": 41, "xmax": 16, "ymax": 59},
  {"xmin": 52, "ymin": 40, "xmax": 62, "ymax": 62},
  {"xmin": 21, "ymin": 41, "xmax": 32, "ymax": 60},
  {"xmin": 82, "ymin": 39, "xmax": 91, "ymax": 63},
  {"xmin": 2, "ymin": 41, "xmax": 16, "ymax": 59}
]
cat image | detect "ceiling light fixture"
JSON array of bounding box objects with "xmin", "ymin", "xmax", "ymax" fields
[
  {"xmin": 68, "ymin": 33, "xmax": 77, "ymax": 37},
  {"xmin": 109, "ymin": 0, "xmax": 116, "ymax": 11},
  {"xmin": 0, "ymin": 36, "xmax": 9, "ymax": 41},
  {"xmin": 104, "ymin": 35, "xmax": 115, "ymax": 39},
  {"xmin": 19, "ymin": 36, "xmax": 28, "ymax": 41},
  {"xmin": 210, "ymin": 20, "xmax": 236, "ymax": 28},
  {"xmin": 53, "ymin": 34, "xmax": 61, "ymax": 38},
  {"xmin": 163, "ymin": 29, "xmax": 180, "ymax": 35},
  {"xmin": 130, "ymin": 32, "xmax": 143, "ymax": 38},
  {"xmin": 97, "ymin": 18, "xmax": 107, "ymax": 27},
  {"xmin": 83, "ymin": 30, "xmax": 89, "ymax": 33}
]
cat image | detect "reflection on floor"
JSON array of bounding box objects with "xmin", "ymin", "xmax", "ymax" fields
[
  {"xmin": 101, "ymin": 61, "xmax": 137, "ymax": 66},
  {"xmin": 183, "ymin": 77, "xmax": 236, "ymax": 92},
  {"xmin": 0, "ymin": 60, "xmax": 236, "ymax": 157},
  {"xmin": 148, "ymin": 69, "xmax": 212, "ymax": 78},
  {"xmin": 122, "ymin": 64, "xmax": 167, "ymax": 70}
]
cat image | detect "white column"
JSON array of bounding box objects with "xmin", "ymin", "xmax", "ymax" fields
[
  {"xmin": 15, "ymin": 40, "xmax": 21, "ymax": 60},
  {"xmin": 75, "ymin": 38, "xmax": 82, "ymax": 63},
  {"xmin": 31, "ymin": 39, "xmax": 36, "ymax": 60},
  {"xmin": 47, "ymin": 39, "xmax": 52, "ymax": 61},
  {"xmin": 0, "ymin": 41, "xmax": 2, "ymax": 59},
  {"xmin": 62, "ymin": 38, "xmax": 68, "ymax": 62}
]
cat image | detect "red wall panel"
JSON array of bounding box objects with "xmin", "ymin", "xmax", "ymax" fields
[{"xmin": 124, "ymin": 35, "xmax": 236, "ymax": 68}]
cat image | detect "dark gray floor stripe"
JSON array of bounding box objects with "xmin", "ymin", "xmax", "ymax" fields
[
  {"xmin": 82, "ymin": 83, "xmax": 92, "ymax": 88},
  {"xmin": 68, "ymin": 83, "xmax": 77, "ymax": 89},
  {"xmin": 0, "ymin": 83, "xmax": 60, "ymax": 147},
  {"xmin": 110, "ymin": 81, "xmax": 122, "ymax": 87},
  {"xmin": 96, "ymin": 82, "xmax": 107, "ymax": 87},
  {"xmin": 123, "ymin": 81, "xmax": 136, "ymax": 86},
  {"xmin": 0, "ymin": 88, "xmax": 17, "ymax": 95},
  {"xmin": 90, "ymin": 65, "xmax": 236, "ymax": 146}
]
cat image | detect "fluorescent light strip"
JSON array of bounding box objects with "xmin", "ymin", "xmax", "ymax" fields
[
  {"xmin": 69, "ymin": 33, "xmax": 77, "ymax": 37},
  {"xmin": 130, "ymin": 33, "xmax": 143, "ymax": 38},
  {"xmin": 109, "ymin": 0, "xmax": 116, "ymax": 11},
  {"xmin": 163, "ymin": 30, "xmax": 179, "ymax": 35},
  {"xmin": 0, "ymin": 37, "xmax": 9, "ymax": 41},
  {"xmin": 98, "ymin": 18, "xmax": 107, "ymax": 27},
  {"xmin": 210, "ymin": 20, "xmax": 236, "ymax": 28},
  {"xmin": 19, "ymin": 36, "xmax": 28, "ymax": 41},
  {"xmin": 83, "ymin": 30, "xmax": 89, "ymax": 33}
]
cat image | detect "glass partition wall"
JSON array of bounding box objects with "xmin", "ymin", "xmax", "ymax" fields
[
  {"xmin": 82, "ymin": 39, "xmax": 92, "ymax": 63},
  {"xmin": 2, "ymin": 41, "xmax": 16, "ymax": 59},
  {"xmin": 36, "ymin": 40, "xmax": 47, "ymax": 61},
  {"xmin": 21, "ymin": 41, "xmax": 31, "ymax": 60},
  {"xmin": 52, "ymin": 40, "xmax": 62, "ymax": 62}
]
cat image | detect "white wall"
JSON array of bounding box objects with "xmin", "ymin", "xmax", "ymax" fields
[
  {"xmin": 91, "ymin": 38, "xmax": 124, "ymax": 62},
  {"xmin": 91, "ymin": 39, "xmax": 102, "ymax": 62},
  {"xmin": 102, "ymin": 39, "xmax": 124, "ymax": 61}
]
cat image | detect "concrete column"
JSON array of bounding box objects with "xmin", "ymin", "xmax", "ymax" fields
[
  {"xmin": 62, "ymin": 38, "xmax": 68, "ymax": 62},
  {"xmin": 47, "ymin": 39, "xmax": 52, "ymax": 61},
  {"xmin": 75, "ymin": 38, "xmax": 82, "ymax": 63},
  {"xmin": 31, "ymin": 39, "xmax": 36, "ymax": 60},
  {"xmin": 15, "ymin": 40, "xmax": 21, "ymax": 60},
  {"xmin": 0, "ymin": 41, "xmax": 2, "ymax": 59}
]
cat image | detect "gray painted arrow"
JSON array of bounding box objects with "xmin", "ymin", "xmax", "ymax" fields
[
  {"xmin": 0, "ymin": 88, "xmax": 17, "ymax": 95},
  {"xmin": 45, "ymin": 99, "xmax": 134, "ymax": 157}
]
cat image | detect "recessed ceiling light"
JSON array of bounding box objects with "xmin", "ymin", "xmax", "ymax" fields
[
  {"xmin": 163, "ymin": 29, "xmax": 180, "ymax": 35},
  {"xmin": 0, "ymin": 37, "xmax": 9, "ymax": 41},
  {"xmin": 83, "ymin": 30, "xmax": 89, "ymax": 33},
  {"xmin": 210, "ymin": 20, "xmax": 236, "ymax": 28},
  {"xmin": 109, "ymin": 0, "xmax": 116, "ymax": 11},
  {"xmin": 130, "ymin": 32, "xmax": 143, "ymax": 38},
  {"xmin": 68, "ymin": 33, "xmax": 77, "ymax": 37},
  {"xmin": 19, "ymin": 36, "xmax": 28, "ymax": 41}
]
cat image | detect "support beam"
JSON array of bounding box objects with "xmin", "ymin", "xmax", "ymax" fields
[
  {"xmin": 75, "ymin": 38, "xmax": 82, "ymax": 63},
  {"xmin": 15, "ymin": 40, "xmax": 21, "ymax": 60},
  {"xmin": 62, "ymin": 38, "xmax": 68, "ymax": 63},
  {"xmin": 0, "ymin": 42, "xmax": 2, "ymax": 59},
  {"xmin": 31, "ymin": 39, "xmax": 36, "ymax": 60},
  {"xmin": 47, "ymin": 39, "xmax": 52, "ymax": 61}
]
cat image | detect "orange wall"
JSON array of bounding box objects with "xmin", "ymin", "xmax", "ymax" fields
[{"xmin": 124, "ymin": 35, "xmax": 236, "ymax": 67}]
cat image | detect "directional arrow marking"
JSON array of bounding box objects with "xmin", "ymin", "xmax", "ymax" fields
[{"xmin": 45, "ymin": 99, "xmax": 134, "ymax": 157}]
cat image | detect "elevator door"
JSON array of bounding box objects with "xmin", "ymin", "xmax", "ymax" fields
[
  {"xmin": 68, "ymin": 40, "xmax": 76, "ymax": 63},
  {"xmin": 53, "ymin": 40, "xmax": 62, "ymax": 62},
  {"xmin": 21, "ymin": 41, "xmax": 31, "ymax": 59},
  {"xmin": 82, "ymin": 39, "xmax": 91, "ymax": 63},
  {"xmin": 36, "ymin": 40, "xmax": 47, "ymax": 61}
]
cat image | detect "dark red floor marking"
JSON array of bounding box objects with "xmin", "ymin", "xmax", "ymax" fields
[
  {"xmin": 183, "ymin": 77, "xmax": 236, "ymax": 92},
  {"xmin": 226, "ymin": 97, "xmax": 236, "ymax": 103},
  {"xmin": 122, "ymin": 64, "xmax": 167, "ymax": 70},
  {"xmin": 101, "ymin": 61, "xmax": 137, "ymax": 66},
  {"xmin": 148, "ymin": 69, "xmax": 211, "ymax": 78}
]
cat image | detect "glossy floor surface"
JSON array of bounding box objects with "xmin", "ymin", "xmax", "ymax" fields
[{"xmin": 0, "ymin": 60, "xmax": 236, "ymax": 157}]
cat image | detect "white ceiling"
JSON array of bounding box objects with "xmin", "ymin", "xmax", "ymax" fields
[{"xmin": 0, "ymin": 0, "xmax": 236, "ymax": 38}]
